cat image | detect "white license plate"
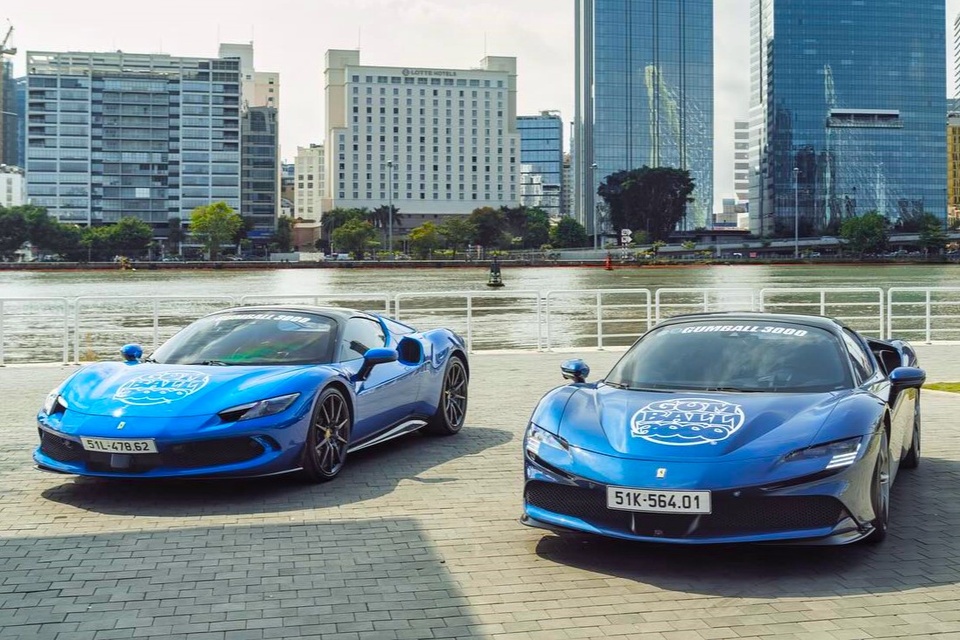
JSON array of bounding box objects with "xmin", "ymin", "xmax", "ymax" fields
[
  {"xmin": 607, "ymin": 487, "xmax": 712, "ymax": 514},
  {"xmin": 80, "ymin": 437, "xmax": 158, "ymax": 454}
]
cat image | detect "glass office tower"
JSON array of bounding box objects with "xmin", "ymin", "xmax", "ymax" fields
[
  {"xmin": 240, "ymin": 106, "xmax": 279, "ymax": 233},
  {"xmin": 750, "ymin": 0, "xmax": 946, "ymax": 234},
  {"xmin": 26, "ymin": 51, "xmax": 241, "ymax": 227},
  {"xmin": 518, "ymin": 111, "xmax": 563, "ymax": 218},
  {"xmin": 576, "ymin": 0, "xmax": 714, "ymax": 235}
]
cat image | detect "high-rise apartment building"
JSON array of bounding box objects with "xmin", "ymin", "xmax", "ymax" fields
[
  {"xmin": 949, "ymin": 112, "xmax": 960, "ymax": 224},
  {"xmin": 323, "ymin": 50, "xmax": 520, "ymax": 233},
  {"xmin": 575, "ymin": 0, "xmax": 714, "ymax": 237},
  {"xmin": 219, "ymin": 43, "xmax": 280, "ymax": 233},
  {"xmin": 749, "ymin": 0, "xmax": 946, "ymax": 235},
  {"xmin": 1, "ymin": 61, "xmax": 22, "ymax": 167},
  {"xmin": 518, "ymin": 111, "xmax": 563, "ymax": 218},
  {"xmin": 0, "ymin": 165, "xmax": 26, "ymax": 207},
  {"xmin": 561, "ymin": 153, "xmax": 574, "ymax": 218},
  {"xmin": 295, "ymin": 144, "xmax": 324, "ymax": 220},
  {"xmin": 734, "ymin": 120, "xmax": 750, "ymax": 202},
  {"xmin": 25, "ymin": 50, "xmax": 241, "ymax": 227}
]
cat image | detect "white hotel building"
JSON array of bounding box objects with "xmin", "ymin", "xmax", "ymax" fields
[{"xmin": 323, "ymin": 50, "xmax": 520, "ymax": 232}]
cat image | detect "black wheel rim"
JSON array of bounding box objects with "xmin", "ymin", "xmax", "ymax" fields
[
  {"xmin": 875, "ymin": 436, "xmax": 890, "ymax": 528},
  {"xmin": 314, "ymin": 392, "xmax": 349, "ymax": 476},
  {"xmin": 442, "ymin": 361, "xmax": 467, "ymax": 428}
]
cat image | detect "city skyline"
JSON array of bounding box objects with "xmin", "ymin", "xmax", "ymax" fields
[{"xmin": 6, "ymin": 0, "xmax": 960, "ymax": 211}]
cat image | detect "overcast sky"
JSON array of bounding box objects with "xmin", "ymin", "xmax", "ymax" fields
[{"xmin": 6, "ymin": 0, "xmax": 960, "ymax": 210}]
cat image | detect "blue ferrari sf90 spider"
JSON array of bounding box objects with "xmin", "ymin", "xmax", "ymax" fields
[
  {"xmin": 35, "ymin": 307, "xmax": 469, "ymax": 482},
  {"xmin": 522, "ymin": 313, "xmax": 925, "ymax": 544}
]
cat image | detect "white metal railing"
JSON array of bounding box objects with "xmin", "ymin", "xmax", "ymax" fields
[
  {"xmin": 888, "ymin": 287, "xmax": 960, "ymax": 343},
  {"xmin": 760, "ymin": 288, "xmax": 885, "ymax": 337},
  {"xmin": 544, "ymin": 289, "xmax": 653, "ymax": 350},
  {"xmin": 0, "ymin": 298, "xmax": 70, "ymax": 366},
  {"xmin": 394, "ymin": 290, "xmax": 542, "ymax": 352},
  {"xmin": 3, "ymin": 286, "xmax": 960, "ymax": 364}
]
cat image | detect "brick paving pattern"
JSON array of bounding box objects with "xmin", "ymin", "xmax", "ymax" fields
[{"xmin": 1, "ymin": 346, "xmax": 959, "ymax": 639}]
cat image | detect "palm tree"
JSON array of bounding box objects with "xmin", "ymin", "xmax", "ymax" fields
[{"xmin": 367, "ymin": 205, "xmax": 403, "ymax": 248}]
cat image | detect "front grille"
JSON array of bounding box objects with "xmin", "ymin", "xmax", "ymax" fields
[
  {"xmin": 38, "ymin": 431, "xmax": 266, "ymax": 473},
  {"xmin": 525, "ymin": 480, "xmax": 845, "ymax": 539},
  {"xmin": 39, "ymin": 430, "xmax": 84, "ymax": 462},
  {"xmin": 164, "ymin": 437, "xmax": 265, "ymax": 469}
]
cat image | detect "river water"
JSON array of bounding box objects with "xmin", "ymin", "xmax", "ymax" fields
[{"xmin": 0, "ymin": 264, "xmax": 957, "ymax": 361}]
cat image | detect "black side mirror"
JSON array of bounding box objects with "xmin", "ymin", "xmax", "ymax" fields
[
  {"xmin": 120, "ymin": 344, "xmax": 143, "ymax": 363},
  {"xmin": 561, "ymin": 359, "xmax": 590, "ymax": 383},
  {"xmin": 889, "ymin": 366, "xmax": 925, "ymax": 389},
  {"xmin": 355, "ymin": 347, "xmax": 399, "ymax": 381}
]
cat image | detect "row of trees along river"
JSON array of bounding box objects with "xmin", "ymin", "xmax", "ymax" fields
[{"xmin": 1, "ymin": 166, "xmax": 956, "ymax": 262}]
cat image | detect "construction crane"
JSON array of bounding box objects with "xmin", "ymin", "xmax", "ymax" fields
[{"xmin": 0, "ymin": 21, "xmax": 15, "ymax": 166}]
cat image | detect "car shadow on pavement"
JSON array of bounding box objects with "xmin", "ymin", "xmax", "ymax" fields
[
  {"xmin": 0, "ymin": 518, "xmax": 481, "ymax": 640},
  {"xmin": 39, "ymin": 426, "xmax": 513, "ymax": 518},
  {"xmin": 534, "ymin": 457, "xmax": 960, "ymax": 598}
]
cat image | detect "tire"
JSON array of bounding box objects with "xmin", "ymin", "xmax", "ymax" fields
[
  {"xmin": 865, "ymin": 429, "xmax": 891, "ymax": 544},
  {"xmin": 901, "ymin": 395, "xmax": 921, "ymax": 470},
  {"xmin": 301, "ymin": 387, "xmax": 352, "ymax": 482},
  {"xmin": 424, "ymin": 355, "xmax": 468, "ymax": 436}
]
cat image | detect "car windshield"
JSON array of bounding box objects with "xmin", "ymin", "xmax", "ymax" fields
[
  {"xmin": 150, "ymin": 311, "xmax": 337, "ymax": 366},
  {"xmin": 605, "ymin": 320, "xmax": 853, "ymax": 393}
]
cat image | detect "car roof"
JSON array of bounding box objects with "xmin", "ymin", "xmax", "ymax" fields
[
  {"xmin": 206, "ymin": 306, "xmax": 377, "ymax": 323},
  {"xmin": 657, "ymin": 311, "xmax": 845, "ymax": 332}
]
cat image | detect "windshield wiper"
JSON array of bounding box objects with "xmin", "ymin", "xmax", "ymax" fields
[
  {"xmin": 142, "ymin": 356, "xmax": 158, "ymax": 363},
  {"xmin": 703, "ymin": 386, "xmax": 765, "ymax": 393},
  {"xmin": 195, "ymin": 360, "xmax": 233, "ymax": 366}
]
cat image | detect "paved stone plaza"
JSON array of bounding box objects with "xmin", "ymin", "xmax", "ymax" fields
[{"xmin": 1, "ymin": 347, "xmax": 960, "ymax": 640}]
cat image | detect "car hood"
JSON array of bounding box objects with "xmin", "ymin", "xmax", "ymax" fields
[
  {"xmin": 58, "ymin": 362, "xmax": 328, "ymax": 418},
  {"xmin": 558, "ymin": 385, "xmax": 846, "ymax": 461}
]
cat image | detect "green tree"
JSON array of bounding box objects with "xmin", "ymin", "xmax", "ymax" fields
[
  {"xmin": 0, "ymin": 207, "xmax": 30, "ymax": 260},
  {"xmin": 468, "ymin": 207, "xmax": 506, "ymax": 250},
  {"xmin": 166, "ymin": 217, "xmax": 185, "ymax": 255},
  {"xmin": 840, "ymin": 211, "xmax": 890, "ymax": 256},
  {"xmin": 408, "ymin": 222, "xmax": 443, "ymax": 259},
  {"xmin": 439, "ymin": 216, "xmax": 476, "ymax": 256},
  {"xmin": 331, "ymin": 218, "xmax": 377, "ymax": 260},
  {"xmin": 651, "ymin": 240, "xmax": 667, "ymax": 257},
  {"xmin": 273, "ymin": 216, "xmax": 294, "ymax": 252},
  {"xmin": 522, "ymin": 208, "xmax": 551, "ymax": 249},
  {"xmin": 322, "ymin": 207, "xmax": 366, "ymax": 240},
  {"xmin": 47, "ymin": 224, "xmax": 85, "ymax": 261},
  {"xmin": 80, "ymin": 226, "xmax": 116, "ymax": 262},
  {"xmin": 549, "ymin": 217, "xmax": 588, "ymax": 248},
  {"xmin": 916, "ymin": 213, "xmax": 948, "ymax": 254},
  {"xmin": 367, "ymin": 205, "xmax": 403, "ymax": 247},
  {"xmin": 109, "ymin": 217, "xmax": 154, "ymax": 258},
  {"xmin": 597, "ymin": 166, "xmax": 696, "ymax": 242},
  {"xmin": 189, "ymin": 202, "xmax": 243, "ymax": 261}
]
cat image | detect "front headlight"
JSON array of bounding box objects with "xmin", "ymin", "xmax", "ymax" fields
[
  {"xmin": 785, "ymin": 436, "xmax": 862, "ymax": 470},
  {"xmin": 218, "ymin": 393, "xmax": 300, "ymax": 422},
  {"xmin": 525, "ymin": 423, "xmax": 569, "ymax": 458},
  {"xmin": 42, "ymin": 390, "xmax": 68, "ymax": 415}
]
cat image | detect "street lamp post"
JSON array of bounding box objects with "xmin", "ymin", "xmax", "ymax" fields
[
  {"xmin": 793, "ymin": 167, "xmax": 800, "ymax": 259},
  {"xmin": 590, "ymin": 162, "xmax": 599, "ymax": 249},
  {"xmin": 387, "ymin": 160, "xmax": 394, "ymax": 257}
]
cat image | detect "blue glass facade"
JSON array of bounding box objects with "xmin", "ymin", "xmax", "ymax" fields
[
  {"xmin": 26, "ymin": 51, "xmax": 241, "ymax": 227},
  {"xmin": 751, "ymin": 0, "xmax": 946, "ymax": 232},
  {"xmin": 241, "ymin": 106, "xmax": 279, "ymax": 231},
  {"xmin": 576, "ymin": 0, "xmax": 714, "ymax": 233},
  {"xmin": 518, "ymin": 112, "xmax": 563, "ymax": 217}
]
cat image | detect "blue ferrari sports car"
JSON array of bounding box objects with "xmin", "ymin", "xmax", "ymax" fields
[
  {"xmin": 35, "ymin": 306, "xmax": 469, "ymax": 482},
  {"xmin": 522, "ymin": 313, "xmax": 925, "ymax": 544}
]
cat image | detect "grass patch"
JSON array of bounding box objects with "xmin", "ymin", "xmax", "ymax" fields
[{"xmin": 924, "ymin": 382, "xmax": 960, "ymax": 393}]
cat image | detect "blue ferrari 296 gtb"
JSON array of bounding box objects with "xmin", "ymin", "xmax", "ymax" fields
[
  {"xmin": 522, "ymin": 313, "xmax": 925, "ymax": 544},
  {"xmin": 35, "ymin": 306, "xmax": 469, "ymax": 482}
]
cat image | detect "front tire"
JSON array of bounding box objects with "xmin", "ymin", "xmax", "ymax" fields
[
  {"xmin": 425, "ymin": 355, "xmax": 468, "ymax": 436},
  {"xmin": 901, "ymin": 395, "xmax": 921, "ymax": 470},
  {"xmin": 301, "ymin": 387, "xmax": 352, "ymax": 482},
  {"xmin": 865, "ymin": 429, "xmax": 891, "ymax": 544}
]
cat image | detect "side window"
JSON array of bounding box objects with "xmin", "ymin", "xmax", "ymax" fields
[
  {"xmin": 841, "ymin": 329, "xmax": 874, "ymax": 384},
  {"xmin": 338, "ymin": 318, "xmax": 386, "ymax": 361}
]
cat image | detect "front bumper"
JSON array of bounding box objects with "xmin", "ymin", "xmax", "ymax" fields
[
  {"xmin": 33, "ymin": 418, "xmax": 308, "ymax": 479},
  {"xmin": 522, "ymin": 450, "xmax": 877, "ymax": 545}
]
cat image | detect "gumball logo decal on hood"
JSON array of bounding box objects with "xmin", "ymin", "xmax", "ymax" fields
[{"xmin": 631, "ymin": 398, "xmax": 746, "ymax": 446}]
